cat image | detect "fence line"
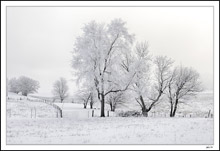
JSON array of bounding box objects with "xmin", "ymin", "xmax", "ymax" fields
[
  {"xmin": 26, "ymin": 97, "xmax": 63, "ymax": 118},
  {"xmin": 8, "ymin": 97, "xmax": 213, "ymax": 119}
]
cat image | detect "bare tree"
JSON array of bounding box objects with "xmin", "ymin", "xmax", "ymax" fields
[
  {"xmin": 8, "ymin": 77, "xmax": 20, "ymax": 94},
  {"xmin": 77, "ymin": 88, "xmax": 97, "ymax": 109},
  {"xmin": 52, "ymin": 77, "xmax": 69, "ymax": 103},
  {"xmin": 133, "ymin": 53, "xmax": 174, "ymax": 117},
  {"xmin": 167, "ymin": 66, "xmax": 202, "ymax": 117},
  {"xmin": 77, "ymin": 91, "xmax": 91, "ymax": 109},
  {"xmin": 17, "ymin": 76, "xmax": 40, "ymax": 96},
  {"xmin": 89, "ymin": 93, "xmax": 96, "ymax": 109},
  {"xmin": 106, "ymin": 92, "xmax": 125, "ymax": 112},
  {"xmin": 145, "ymin": 56, "xmax": 174, "ymax": 116},
  {"xmin": 76, "ymin": 83, "xmax": 97, "ymax": 109}
]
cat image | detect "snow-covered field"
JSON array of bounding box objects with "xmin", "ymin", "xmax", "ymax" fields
[
  {"xmin": 7, "ymin": 93, "xmax": 57, "ymax": 118},
  {"xmin": 6, "ymin": 92, "xmax": 214, "ymax": 144},
  {"xmin": 7, "ymin": 117, "xmax": 213, "ymax": 144},
  {"xmin": 30, "ymin": 91, "xmax": 214, "ymax": 118}
]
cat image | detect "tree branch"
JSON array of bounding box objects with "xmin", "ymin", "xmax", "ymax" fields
[
  {"xmin": 135, "ymin": 98, "xmax": 143, "ymax": 108},
  {"xmin": 104, "ymin": 72, "xmax": 136, "ymax": 96}
]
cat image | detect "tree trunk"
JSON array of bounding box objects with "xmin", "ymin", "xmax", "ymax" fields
[
  {"xmin": 142, "ymin": 111, "xmax": 148, "ymax": 117},
  {"xmin": 140, "ymin": 95, "xmax": 147, "ymax": 113},
  {"xmin": 90, "ymin": 94, "xmax": 93, "ymax": 109},
  {"xmin": 110, "ymin": 104, "xmax": 115, "ymax": 112},
  {"xmin": 110, "ymin": 103, "xmax": 113, "ymax": 111},
  {"xmin": 61, "ymin": 99, "xmax": 63, "ymax": 103},
  {"xmin": 170, "ymin": 101, "xmax": 173, "ymax": 117},
  {"xmin": 100, "ymin": 93, "xmax": 105, "ymax": 117},
  {"xmin": 83, "ymin": 104, "xmax": 87, "ymax": 109},
  {"xmin": 142, "ymin": 108, "xmax": 148, "ymax": 117},
  {"xmin": 110, "ymin": 102, "xmax": 115, "ymax": 112},
  {"xmin": 139, "ymin": 95, "xmax": 148, "ymax": 117},
  {"xmin": 172, "ymin": 99, "xmax": 178, "ymax": 117},
  {"xmin": 90, "ymin": 102, "xmax": 93, "ymax": 109},
  {"xmin": 112, "ymin": 107, "xmax": 115, "ymax": 112}
]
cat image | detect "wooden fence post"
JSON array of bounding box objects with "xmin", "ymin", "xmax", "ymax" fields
[
  {"xmin": 60, "ymin": 109, "xmax": 62, "ymax": 118},
  {"xmin": 208, "ymin": 110, "xmax": 211, "ymax": 118},
  {"xmin": 92, "ymin": 110, "xmax": 94, "ymax": 117}
]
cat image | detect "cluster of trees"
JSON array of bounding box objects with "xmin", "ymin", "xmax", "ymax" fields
[
  {"xmin": 8, "ymin": 75, "xmax": 69, "ymax": 105},
  {"xmin": 71, "ymin": 19, "xmax": 202, "ymax": 117},
  {"xmin": 8, "ymin": 76, "xmax": 40, "ymax": 96},
  {"xmin": 76, "ymin": 88, "xmax": 95, "ymax": 109}
]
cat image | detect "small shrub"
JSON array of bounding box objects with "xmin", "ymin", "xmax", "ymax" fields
[{"xmin": 117, "ymin": 110, "xmax": 141, "ymax": 117}]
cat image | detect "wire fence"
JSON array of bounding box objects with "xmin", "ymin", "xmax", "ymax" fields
[
  {"xmin": 27, "ymin": 98, "xmax": 63, "ymax": 118},
  {"xmin": 7, "ymin": 97, "xmax": 63, "ymax": 118}
]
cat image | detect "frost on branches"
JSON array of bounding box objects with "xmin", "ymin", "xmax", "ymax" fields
[
  {"xmin": 71, "ymin": 19, "xmax": 135, "ymax": 117},
  {"xmin": 71, "ymin": 19, "xmax": 202, "ymax": 117}
]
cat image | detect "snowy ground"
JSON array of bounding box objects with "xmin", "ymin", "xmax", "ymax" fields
[
  {"xmin": 7, "ymin": 93, "xmax": 57, "ymax": 118},
  {"xmin": 7, "ymin": 117, "xmax": 213, "ymax": 144},
  {"xmin": 6, "ymin": 93, "xmax": 114, "ymax": 119},
  {"xmin": 6, "ymin": 92, "xmax": 214, "ymax": 144}
]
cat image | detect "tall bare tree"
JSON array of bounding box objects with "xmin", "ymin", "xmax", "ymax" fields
[
  {"xmin": 167, "ymin": 66, "xmax": 202, "ymax": 117},
  {"xmin": 52, "ymin": 77, "xmax": 69, "ymax": 103},
  {"xmin": 146, "ymin": 56, "xmax": 174, "ymax": 115},
  {"xmin": 133, "ymin": 53, "xmax": 174, "ymax": 117}
]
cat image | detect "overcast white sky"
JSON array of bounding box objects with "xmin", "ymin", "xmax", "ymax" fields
[{"xmin": 7, "ymin": 7, "xmax": 213, "ymax": 97}]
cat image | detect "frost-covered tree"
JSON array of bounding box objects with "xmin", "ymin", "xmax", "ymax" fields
[
  {"xmin": 132, "ymin": 52, "xmax": 174, "ymax": 117},
  {"xmin": 106, "ymin": 92, "xmax": 126, "ymax": 112},
  {"xmin": 17, "ymin": 76, "xmax": 40, "ymax": 96},
  {"xmin": 77, "ymin": 90, "xmax": 91, "ymax": 109},
  {"xmin": 72, "ymin": 19, "xmax": 135, "ymax": 117},
  {"xmin": 167, "ymin": 66, "xmax": 202, "ymax": 117},
  {"xmin": 130, "ymin": 42, "xmax": 152, "ymax": 116},
  {"xmin": 8, "ymin": 77, "xmax": 20, "ymax": 94},
  {"xmin": 146, "ymin": 56, "xmax": 174, "ymax": 115},
  {"xmin": 52, "ymin": 77, "xmax": 69, "ymax": 103},
  {"xmin": 75, "ymin": 81, "xmax": 97, "ymax": 109}
]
